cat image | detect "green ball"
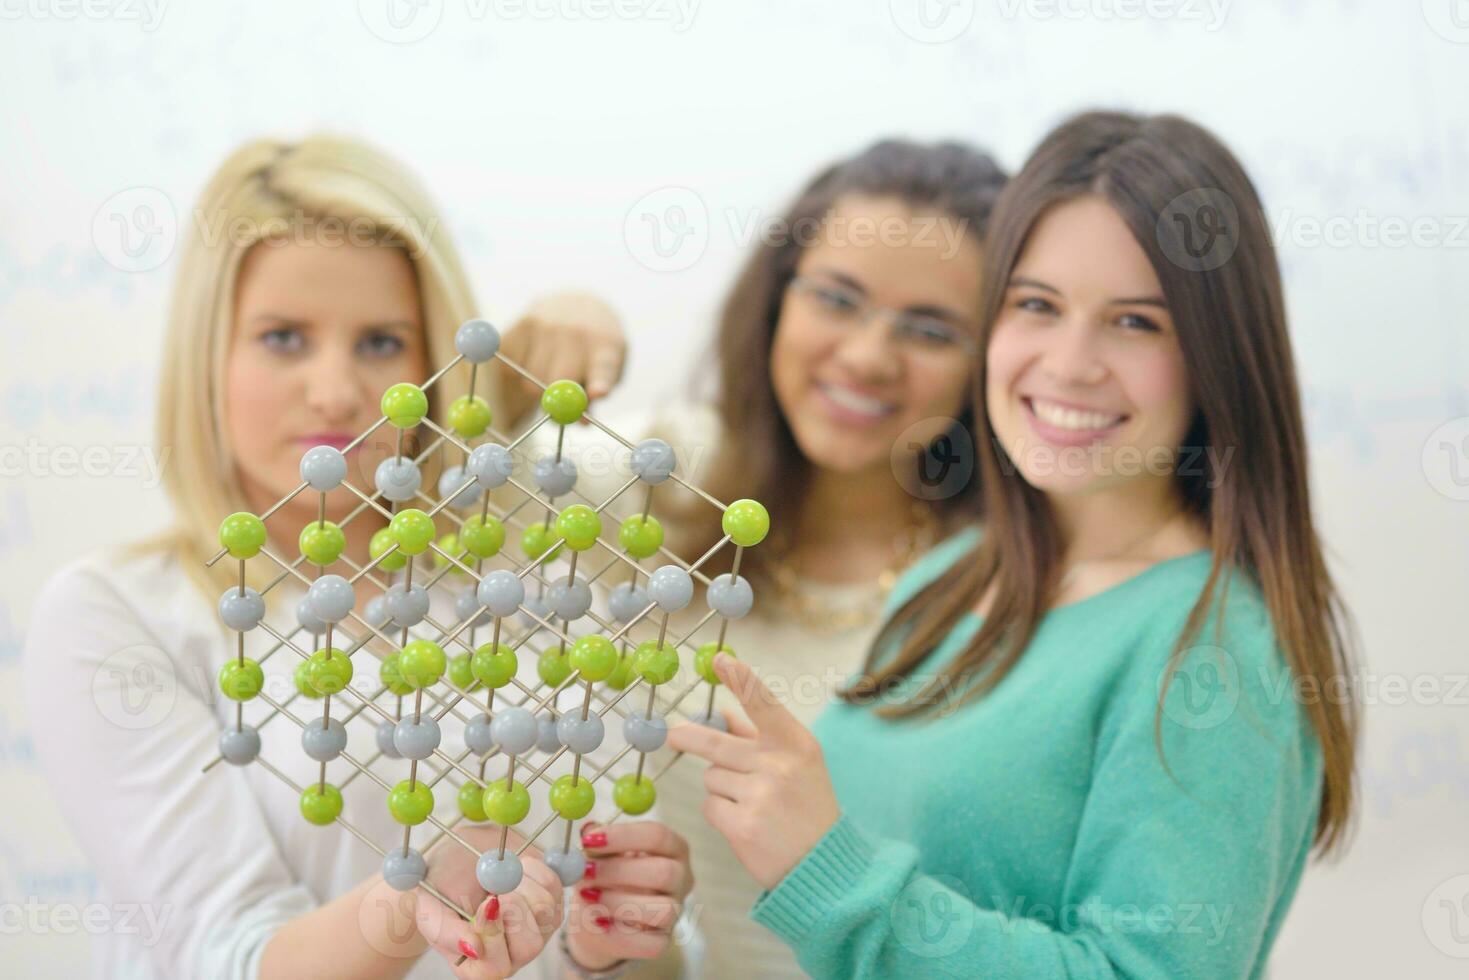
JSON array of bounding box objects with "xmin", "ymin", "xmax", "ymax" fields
[
  {"xmin": 554, "ymin": 505, "xmax": 602, "ymax": 552},
  {"xmin": 471, "ymin": 643, "xmax": 518, "ymax": 689},
  {"xmin": 618, "ymin": 514, "xmax": 663, "ymax": 559},
  {"xmin": 219, "ymin": 512, "xmax": 267, "ymax": 559},
  {"xmin": 380, "ymin": 655, "xmax": 415, "ymax": 696},
  {"xmin": 538, "ymin": 648, "xmax": 572, "ymax": 688},
  {"xmin": 399, "ymin": 640, "xmax": 447, "ymax": 688},
  {"xmin": 299, "ymin": 520, "xmax": 345, "ymax": 566},
  {"xmin": 457, "ymin": 780, "xmax": 489, "ymax": 822},
  {"xmin": 722, "ymin": 499, "xmax": 770, "ymax": 548},
  {"xmin": 448, "ymin": 652, "xmax": 475, "ymax": 690},
  {"xmin": 695, "ymin": 642, "xmax": 734, "ymax": 686},
  {"xmin": 294, "ymin": 659, "xmax": 325, "ymax": 699},
  {"xmin": 483, "ymin": 778, "xmax": 530, "ymax": 825},
  {"xmin": 370, "ymin": 526, "xmax": 407, "ymax": 572},
  {"xmin": 381, "ymin": 382, "xmax": 429, "ymax": 429},
  {"xmin": 633, "ymin": 641, "xmax": 679, "ymax": 686},
  {"xmin": 604, "ymin": 652, "xmax": 635, "ymax": 690},
  {"xmin": 570, "ymin": 636, "xmax": 617, "ymax": 683},
  {"xmin": 300, "ymin": 783, "xmax": 344, "ymax": 825},
  {"xmin": 218, "ymin": 658, "xmax": 264, "ymax": 701},
  {"xmin": 389, "ymin": 509, "xmax": 436, "ymax": 556},
  {"xmin": 549, "ymin": 774, "xmax": 596, "ymax": 820},
  {"xmin": 521, "ymin": 522, "xmax": 563, "ymax": 562},
  {"xmin": 448, "ymin": 394, "xmax": 492, "ymax": 438},
  {"xmin": 613, "ymin": 773, "xmax": 656, "ymax": 816},
  {"xmin": 541, "ymin": 379, "xmax": 588, "ymax": 425},
  {"xmin": 307, "ymin": 648, "xmax": 353, "ymax": 695},
  {"xmin": 388, "ymin": 779, "xmax": 435, "ymax": 825},
  {"xmin": 460, "ymin": 515, "xmax": 506, "ymax": 559},
  {"xmin": 432, "ymin": 533, "xmax": 469, "ymax": 575}
]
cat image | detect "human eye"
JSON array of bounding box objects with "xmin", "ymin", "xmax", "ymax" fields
[
  {"xmin": 895, "ymin": 315, "xmax": 964, "ymax": 349},
  {"xmin": 1013, "ymin": 294, "xmax": 1057, "ymax": 316},
  {"xmin": 260, "ymin": 327, "xmax": 305, "ymax": 354},
  {"xmin": 814, "ymin": 285, "xmax": 863, "ymax": 315},
  {"xmin": 358, "ymin": 330, "xmax": 407, "ymax": 358},
  {"xmin": 1116, "ymin": 312, "xmax": 1162, "ymax": 333}
]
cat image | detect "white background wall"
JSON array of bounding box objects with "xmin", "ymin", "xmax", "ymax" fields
[{"xmin": 1, "ymin": 1, "xmax": 1466, "ymax": 976}]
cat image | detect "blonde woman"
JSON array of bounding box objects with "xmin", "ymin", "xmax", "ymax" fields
[{"xmin": 20, "ymin": 135, "xmax": 691, "ymax": 980}]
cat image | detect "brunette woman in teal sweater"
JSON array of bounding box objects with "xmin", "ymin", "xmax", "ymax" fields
[{"xmin": 669, "ymin": 110, "xmax": 1358, "ymax": 978}]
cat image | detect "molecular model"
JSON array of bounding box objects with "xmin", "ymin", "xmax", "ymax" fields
[{"xmin": 203, "ymin": 317, "xmax": 769, "ymax": 937}]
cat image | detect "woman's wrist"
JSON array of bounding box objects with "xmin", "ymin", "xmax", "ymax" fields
[{"xmin": 561, "ymin": 927, "xmax": 630, "ymax": 977}]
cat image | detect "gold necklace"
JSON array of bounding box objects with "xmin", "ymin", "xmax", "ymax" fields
[{"xmin": 765, "ymin": 503, "xmax": 939, "ymax": 633}]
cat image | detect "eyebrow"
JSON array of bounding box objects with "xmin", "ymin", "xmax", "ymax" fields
[
  {"xmin": 807, "ymin": 268, "xmax": 969, "ymax": 322},
  {"xmin": 249, "ymin": 314, "xmax": 418, "ymax": 331},
  {"xmin": 1007, "ymin": 276, "xmax": 1167, "ymax": 308}
]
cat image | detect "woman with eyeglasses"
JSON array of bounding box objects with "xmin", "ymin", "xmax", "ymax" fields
[{"xmin": 538, "ymin": 140, "xmax": 1008, "ymax": 979}]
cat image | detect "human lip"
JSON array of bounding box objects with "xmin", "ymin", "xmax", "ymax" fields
[
  {"xmin": 814, "ymin": 382, "xmax": 898, "ymax": 424},
  {"xmin": 298, "ymin": 433, "xmax": 357, "ymax": 451},
  {"xmin": 1021, "ymin": 396, "xmax": 1127, "ymax": 446}
]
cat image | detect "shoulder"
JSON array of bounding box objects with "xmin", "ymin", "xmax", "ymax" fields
[{"xmin": 882, "ymin": 523, "xmax": 982, "ymax": 617}]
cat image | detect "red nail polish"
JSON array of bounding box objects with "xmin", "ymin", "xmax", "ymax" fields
[
  {"xmin": 458, "ymin": 938, "xmax": 480, "ymax": 960},
  {"xmin": 594, "ymin": 916, "xmax": 613, "ymax": 932},
  {"xmin": 579, "ymin": 887, "xmax": 601, "ymax": 901},
  {"xmin": 483, "ymin": 896, "xmax": 500, "ymax": 922},
  {"xmin": 584, "ymin": 860, "xmax": 597, "ymax": 879},
  {"xmin": 582, "ymin": 831, "xmax": 608, "ymax": 848}
]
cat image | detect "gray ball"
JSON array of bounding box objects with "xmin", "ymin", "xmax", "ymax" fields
[
  {"xmin": 307, "ymin": 575, "xmax": 355, "ymax": 624},
  {"xmin": 299, "ymin": 445, "xmax": 348, "ymax": 492},
  {"xmin": 374, "ymin": 457, "xmax": 422, "ymax": 503},
  {"xmin": 437, "ymin": 465, "xmax": 483, "ymax": 510},
  {"xmin": 557, "ymin": 712, "xmax": 605, "ymax": 754},
  {"xmin": 297, "ymin": 595, "xmax": 328, "ymax": 635},
  {"xmin": 375, "ymin": 719, "xmax": 403, "ymax": 759},
  {"xmin": 647, "ymin": 565, "xmax": 693, "ymax": 613},
  {"xmin": 465, "ymin": 712, "xmax": 496, "ymax": 755},
  {"xmin": 518, "ymin": 594, "xmax": 551, "ymax": 631},
  {"xmin": 302, "ymin": 718, "xmax": 348, "ymax": 762},
  {"xmin": 608, "ymin": 582, "xmax": 650, "ymax": 623},
  {"xmin": 630, "ymin": 438, "xmax": 675, "ymax": 484},
  {"xmin": 546, "ymin": 578, "xmax": 592, "ymax": 621},
  {"xmin": 689, "ymin": 709, "xmax": 729, "ymax": 733},
  {"xmin": 218, "ymin": 587, "xmax": 265, "ymax": 632},
  {"xmin": 489, "ymin": 707, "xmax": 538, "ymax": 755},
  {"xmin": 218, "ymin": 725, "xmax": 261, "ymax": 765},
  {"xmin": 467, "ymin": 443, "xmax": 514, "ymax": 490},
  {"xmin": 455, "ymin": 589, "xmax": 491, "ymax": 629},
  {"xmin": 623, "ymin": 713, "xmax": 668, "ymax": 753},
  {"xmin": 537, "ymin": 713, "xmax": 562, "ymax": 754},
  {"xmin": 456, "ymin": 318, "xmax": 501, "ymax": 363},
  {"xmin": 363, "ymin": 595, "xmax": 392, "ymax": 629},
  {"xmin": 477, "ymin": 570, "xmax": 525, "ymax": 618},
  {"xmin": 382, "ymin": 848, "xmax": 428, "ymax": 891},
  {"xmin": 532, "ymin": 454, "xmax": 578, "ymax": 497},
  {"xmin": 475, "ymin": 850, "xmax": 523, "ymax": 894},
  {"xmin": 707, "ymin": 573, "xmax": 754, "ymax": 619},
  {"xmin": 543, "ymin": 847, "xmax": 586, "ymax": 887},
  {"xmin": 385, "ymin": 583, "xmax": 430, "ymax": 628},
  {"xmin": 393, "ymin": 717, "xmax": 442, "ymax": 760}
]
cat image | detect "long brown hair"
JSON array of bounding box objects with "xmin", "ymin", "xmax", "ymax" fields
[
  {"xmin": 840, "ymin": 111, "xmax": 1359, "ymax": 856},
  {"xmin": 665, "ymin": 139, "xmax": 1008, "ymax": 581}
]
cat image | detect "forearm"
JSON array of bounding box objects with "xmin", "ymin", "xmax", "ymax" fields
[{"xmin": 260, "ymin": 871, "xmax": 428, "ymax": 980}]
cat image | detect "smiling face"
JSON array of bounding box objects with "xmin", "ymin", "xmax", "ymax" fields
[
  {"xmin": 769, "ymin": 194, "xmax": 982, "ymax": 478},
  {"xmin": 224, "ymin": 238, "xmax": 429, "ymax": 524},
  {"xmin": 985, "ymin": 195, "xmax": 1195, "ymax": 499}
]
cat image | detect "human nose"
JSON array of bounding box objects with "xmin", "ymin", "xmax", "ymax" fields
[
  {"xmin": 834, "ymin": 310, "xmax": 902, "ymax": 380},
  {"xmin": 1038, "ymin": 316, "xmax": 1107, "ymax": 387},
  {"xmin": 303, "ymin": 337, "xmax": 365, "ymax": 424}
]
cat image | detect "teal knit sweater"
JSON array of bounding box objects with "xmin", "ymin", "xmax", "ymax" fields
[{"xmin": 750, "ymin": 527, "xmax": 1323, "ymax": 978}]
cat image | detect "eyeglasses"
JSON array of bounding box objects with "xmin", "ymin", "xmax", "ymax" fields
[{"xmin": 786, "ymin": 275, "xmax": 976, "ymax": 355}]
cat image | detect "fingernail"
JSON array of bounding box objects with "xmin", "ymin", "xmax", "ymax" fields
[
  {"xmin": 584, "ymin": 860, "xmax": 597, "ymax": 879},
  {"xmin": 579, "ymin": 887, "xmax": 601, "ymax": 901},
  {"xmin": 458, "ymin": 937, "xmax": 480, "ymax": 960},
  {"xmin": 582, "ymin": 830, "xmax": 607, "ymax": 848},
  {"xmin": 482, "ymin": 895, "xmax": 501, "ymax": 923},
  {"xmin": 594, "ymin": 916, "xmax": 613, "ymax": 932}
]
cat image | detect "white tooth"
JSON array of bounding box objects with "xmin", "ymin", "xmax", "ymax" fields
[
  {"xmin": 1032, "ymin": 398, "xmax": 1120, "ymax": 431},
  {"xmin": 823, "ymin": 385, "xmax": 891, "ymax": 416}
]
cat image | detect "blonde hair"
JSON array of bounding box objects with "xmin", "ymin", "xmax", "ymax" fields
[{"xmin": 129, "ymin": 134, "xmax": 494, "ymax": 604}]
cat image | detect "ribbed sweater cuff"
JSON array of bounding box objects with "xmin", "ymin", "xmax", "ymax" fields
[{"xmin": 750, "ymin": 813, "xmax": 875, "ymax": 945}]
